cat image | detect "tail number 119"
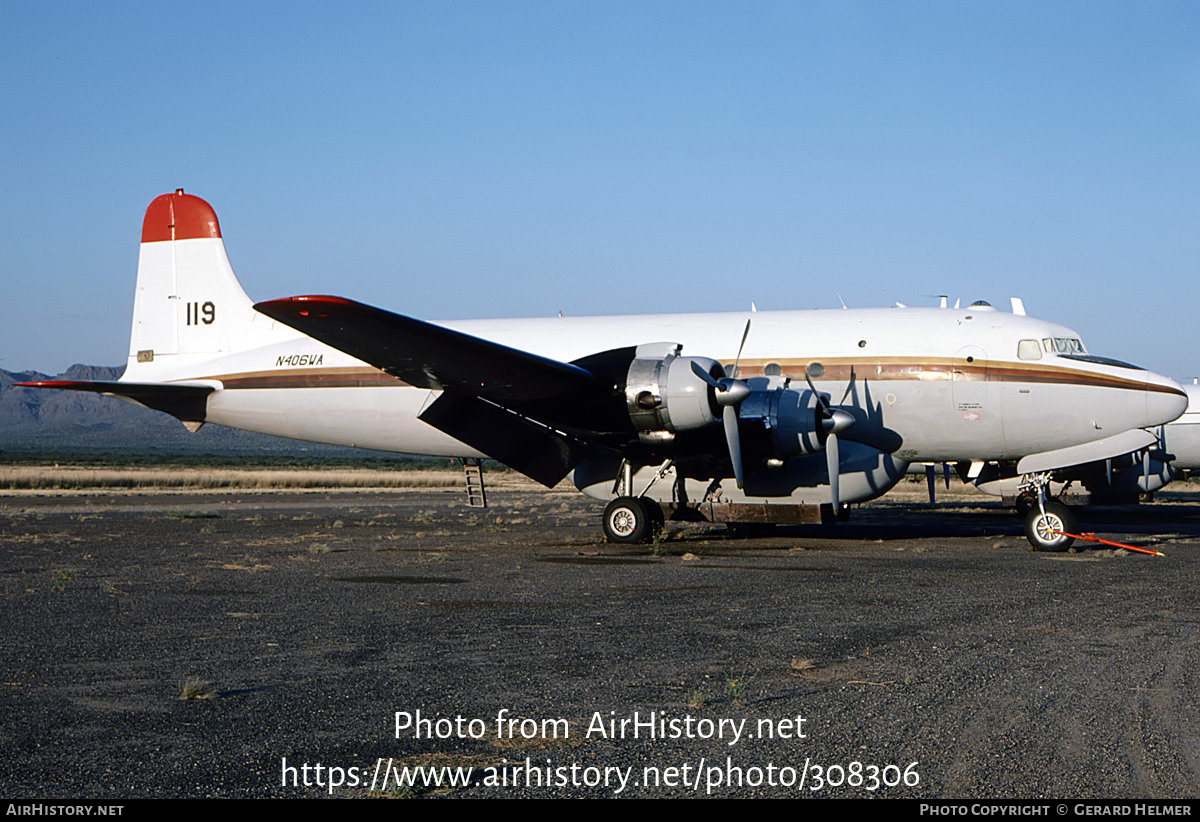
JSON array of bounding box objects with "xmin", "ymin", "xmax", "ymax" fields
[{"xmin": 186, "ymin": 301, "xmax": 216, "ymax": 326}]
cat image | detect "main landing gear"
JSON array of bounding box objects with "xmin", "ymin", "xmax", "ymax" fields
[
  {"xmin": 602, "ymin": 496, "xmax": 665, "ymax": 544},
  {"xmin": 601, "ymin": 459, "xmax": 673, "ymax": 543}
]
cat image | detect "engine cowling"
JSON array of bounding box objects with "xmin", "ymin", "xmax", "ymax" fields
[
  {"xmin": 738, "ymin": 387, "xmax": 826, "ymax": 459},
  {"xmin": 622, "ymin": 343, "xmax": 723, "ymax": 444},
  {"xmin": 580, "ymin": 343, "xmax": 845, "ymax": 479},
  {"xmin": 576, "ymin": 339, "xmax": 861, "ymax": 505}
]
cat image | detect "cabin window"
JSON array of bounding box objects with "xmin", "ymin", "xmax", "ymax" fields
[{"xmin": 1017, "ymin": 340, "xmax": 1041, "ymax": 360}]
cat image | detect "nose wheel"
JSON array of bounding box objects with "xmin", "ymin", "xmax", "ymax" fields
[
  {"xmin": 1024, "ymin": 500, "xmax": 1076, "ymax": 552},
  {"xmin": 602, "ymin": 496, "xmax": 665, "ymax": 544}
]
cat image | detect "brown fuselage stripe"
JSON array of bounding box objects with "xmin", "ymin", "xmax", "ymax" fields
[
  {"xmin": 190, "ymin": 359, "xmax": 1184, "ymax": 397},
  {"xmin": 199, "ymin": 367, "xmax": 408, "ymax": 389},
  {"xmin": 726, "ymin": 358, "xmax": 1184, "ymax": 397}
]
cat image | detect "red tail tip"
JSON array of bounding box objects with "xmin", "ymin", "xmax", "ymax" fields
[{"xmin": 141, "ymin": 190, "xmax": 221, "ymax": 243}]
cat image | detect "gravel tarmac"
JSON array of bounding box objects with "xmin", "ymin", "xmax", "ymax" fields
[{"xmin": 2, "ymin": 485, "xmax": 1199, "ymax": 798}]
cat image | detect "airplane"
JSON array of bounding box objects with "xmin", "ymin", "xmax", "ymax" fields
[{"xmin": 17, "ymin": 190, "xmax": 1189, "ymax": 552}]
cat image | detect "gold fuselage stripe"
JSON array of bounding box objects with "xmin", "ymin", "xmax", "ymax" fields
[{"xmin": 187, "ymin": 358, "xmax": 1184, "ymax": 398}]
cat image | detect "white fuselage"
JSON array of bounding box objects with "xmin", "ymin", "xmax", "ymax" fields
[{"xmin": 164, "ymin": 304, "xmax": 1184, "ymax": 479}]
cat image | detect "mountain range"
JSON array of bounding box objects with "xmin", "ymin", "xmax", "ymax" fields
[{"xmin": 0, "ymin": 364, "xmax": 417, "ymax": 462}]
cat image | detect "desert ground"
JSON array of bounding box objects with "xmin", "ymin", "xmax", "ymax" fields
[{"xmin": 2, "ymin": 471, "xmax": 1199, "ymax": 798}]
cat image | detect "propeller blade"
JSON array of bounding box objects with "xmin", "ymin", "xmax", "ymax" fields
[
  {"xmin": 804, "ymin": 369, "xmax": 830, "ymax": 414},
  {"xmin": 723, "ymin": 405, "xmax": 744, "ymax": 487},
  {"xmin": 925, "ymin": 464, "xmax": 936, "ymax": 504},
  {"xmin": 692, "ymin": 358, "xmax": 750, "ymax": 486},
  {"xmin": 839, "ymin": 367, "xmax": 856, "ymax": 405},
  {"xmin": 807, "ymin": 366, "xmax": 852, "ymax": 509},
  {"xmin": 690, "ymin": 360, "xmax": 750, "ymax": 405},
  {"xmin": 943, "ymin": 461, "xmax": 952, "ymax": 489},
  {"xmin": 827, "ymin": 431, "xmax": 840, "ymax": 510},
  {"xmin": 691, "ymin": 359, "xmax": 721, "ymax": 390},
  {"xmin": 733, "ymin": 318, "xmax": 752, "ymax": 374}
]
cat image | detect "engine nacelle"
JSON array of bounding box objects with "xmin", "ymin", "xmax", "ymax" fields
[
  {"xmin": 739, "ymin": 387, "xmax": 825, "ymax": 459},
  {"xmin": 623, "ymin": 343, "xmax": 722, "ymax": 443}
]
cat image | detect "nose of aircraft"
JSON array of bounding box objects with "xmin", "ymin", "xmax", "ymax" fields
[{"xmin": 1145, "ymin": 371, "xmax": 1188, "ymax": 427}]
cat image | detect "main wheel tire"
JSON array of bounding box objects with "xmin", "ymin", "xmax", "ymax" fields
[
  {"xmin": 1024, "ymin": 501, "xmax": 1077, "ymax": 552},
  {"xmin": 603, "ymin": 497, "xmax": 657, "ymax": 544},
  {"xmin": 645, "ymin": 500, "xmax": 666, "ymax": 531}
]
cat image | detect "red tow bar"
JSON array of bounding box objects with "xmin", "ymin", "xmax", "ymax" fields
[{"xmin": 1054, "ymin": 530, "xmax": 1165, "ymax": 557}]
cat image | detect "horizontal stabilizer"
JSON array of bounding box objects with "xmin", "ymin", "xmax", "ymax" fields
[
  {"xmin": 15, "ymin": 380, "xmax": 214, "ymax": 423},
  {"xmin": 1016, "ymin": 429, "xmax": 1158, "ymax": 475}
]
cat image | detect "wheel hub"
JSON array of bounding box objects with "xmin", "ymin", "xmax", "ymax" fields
[
  {"xmin": 1034, "ymin": 512, "xmax": 1064, "ymax": 543},
  {"xmin": 609, "ymin": 508, "xmax": 637, "ymax": 536}
]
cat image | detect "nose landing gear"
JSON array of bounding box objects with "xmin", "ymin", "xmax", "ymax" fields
[
  {"xmin": 1019, "ymin": 473, "xmax": 1077, "ymax": 552},
  {"xmin": 1024, "ymin": 499, "xmax": 1077, "ymax": 552}
]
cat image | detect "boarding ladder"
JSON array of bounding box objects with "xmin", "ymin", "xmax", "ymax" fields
[{"xmin": 463, "ymin": 458, "xmax": 488, "ymax": 508}]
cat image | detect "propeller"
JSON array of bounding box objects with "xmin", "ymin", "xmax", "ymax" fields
[
  {"xmin": 805, "ymin": 367, "xmax": 854, "ymax": 510},
  {"xmin": 690, "ymin": 320, "xmax": 753, "ymax": 486}
]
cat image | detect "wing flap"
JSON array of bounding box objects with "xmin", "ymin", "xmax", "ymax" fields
[{"xmin": 418, "ymin": 390, "xmax": 593, "ymax": 487}]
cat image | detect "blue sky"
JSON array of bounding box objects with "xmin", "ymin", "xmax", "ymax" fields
[{"xmin": 3, "ymin": 1, "xmax": 1199, "ymax": 380}]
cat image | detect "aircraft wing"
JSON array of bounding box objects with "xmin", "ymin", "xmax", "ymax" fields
[
  {"xmin": 1015, "ymin": 428, "xmax": 1159, "ymax": 475},
  {"xmin": 253, "ymin": 296, "xmax": 629, "ymax": 485},
  {"xmin": 253, "ymin": 296, "xmax": 613, "ymax": 406},
  {"xmin": 13, "ymin": 380, "xmax": 214, "ymax": 422}
]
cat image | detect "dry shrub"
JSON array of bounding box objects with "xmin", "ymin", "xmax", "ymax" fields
[{"xmin": 0, "ymin": 467, "xmax": 465, "ymax": 490}]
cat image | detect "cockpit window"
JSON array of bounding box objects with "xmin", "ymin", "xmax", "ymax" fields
[
  {"xmin": 1042, "ymin": 337, "xmax": 1087, "ymax": 355},
  {"xmin": 1017, "ymin": 340, "xmax": 1042, "ymax": 360},
  {"xmin": 1059, "ymin": 354, "xmax": 1144, "ymax": 371}
]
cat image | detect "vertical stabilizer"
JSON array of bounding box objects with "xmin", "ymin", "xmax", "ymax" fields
[{"xmin": 125, "ymin": 189, "xmax": 282, "ymax": 380}]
